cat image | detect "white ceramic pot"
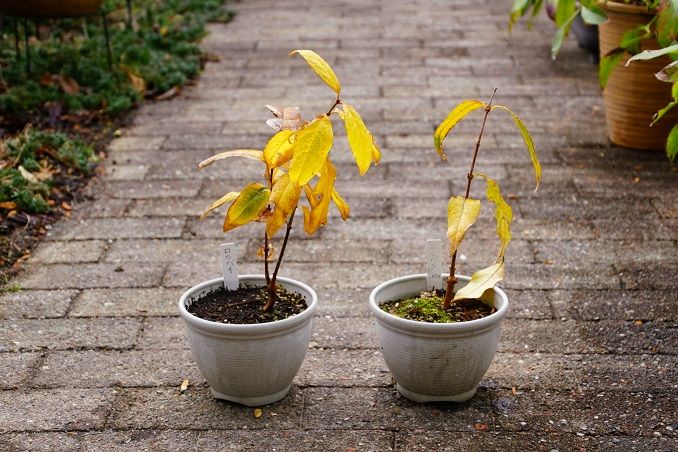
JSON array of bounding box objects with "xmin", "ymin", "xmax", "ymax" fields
[
  {"xmin": 369, "ymin": 273, "xmax": 509, "ymax": 403},
  {"xmin": 179, "ymin": 275, "xmax": 317, "ymax": 406}
]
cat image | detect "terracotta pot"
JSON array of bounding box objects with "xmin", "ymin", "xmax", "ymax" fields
[
  {"xmin": 0, "ymin": 0, "xmax": 103, "ymax": 19},
  {"xmin": 599, "ymin": 1, "xmax": 678, "ymax": 150}
]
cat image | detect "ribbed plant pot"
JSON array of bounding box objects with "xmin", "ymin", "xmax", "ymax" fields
[
  {"xmin": 369, "ymin": 274, "xmax": 509, "ymax": 403},
  {"xmin": 179, "ymin": 275, "xmax": 317, "ymax": 406},
  {"xmin": 599, "ymin": 1, "xmax": 678, "ymax": 150}
]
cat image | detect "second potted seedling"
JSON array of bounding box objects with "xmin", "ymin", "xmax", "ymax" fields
[
  {"xmin": 178, "ymin": 50, "xmax": 380, "ymax": 406},
  {"xmin": 369, "ymin": 89, "xmax": 540, "ymax": 403}
]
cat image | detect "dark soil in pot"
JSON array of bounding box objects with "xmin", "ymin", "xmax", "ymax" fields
[
  {"xmin": 380, "ymin": 290, "xmax": 495, "ymax": 323},
  {"xmin": 187, "ymin": 285, "xmax": 307, "ymax": 324}
]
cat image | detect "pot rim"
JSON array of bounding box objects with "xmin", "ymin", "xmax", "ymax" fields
[
  {"xmin": 600, "ymin": 1, "xmax": 655, "ymax": 16},
  {"xmin": 369, "ymin": 273, "xmax": 509, "ymax": 335},
  {"xmin": 179, "ymin": 275, "xmax": 318, "ymax": 337}
]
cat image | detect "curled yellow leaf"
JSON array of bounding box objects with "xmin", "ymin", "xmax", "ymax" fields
[
  {"xmin": 331, "ymin": 189, "xmax": 350, "ymax": 221},
  {"xmin": 491, "ymin": 105, "xmax": 541, "ymax": 189},
  {"xmin": 302, "ymin": 159, "xmax": 336, "ymax": 235},
  {"xmin": 266, "ymin": 173, "xmax": 301, "ymax": 238},
  {"xmin": 290, "ymin": 49, "xmax": 341, "ymax": 94},
  {"xmin": 453, "ymin": 260, "xmax": 505, "ymax": 302},
  {"xmin": 263, "ymin": 130, "xmax": 295, "ymax": 170},
  {"xmin": 223, "ymin": 183, "xmax": 270, "ymax": 232},
  {"xmin": 433, "ymin": 100, "xmax": 485, "ymax": 161},
  {"xmin": 341, "ymin": 103, "xmax": 381, "ymax": 176},
  {"xmin": 198, "ymin": 150, "xmax": 263, "ymax": 170},
  {"xmin": 289, "ymin": 115, "xmax": 334, "ymax": 186},
  {"xmin": 200, "ymin": 191, "xmax": 240, "ymax": 220},
  {"xmin": 475, "ymin": 173, "xmax": 513, "ymax": 261},
  {"xmin": 447, "ymin": 196, "xmax": 481, "ymax": 256}
]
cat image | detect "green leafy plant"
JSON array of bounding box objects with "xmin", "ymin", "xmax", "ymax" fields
[
  {"xmin": 510, "ymin": 0, "xmax": 607, "ymax": 57},
  {"xmin": 626, "ymin": 44, "xmax": 678, "ymax": 160},
  {"xmin": 511, "ymin": 1, "xmax": 677, "ymax": 159},
  {"xmin": 433, "ymin": 90, "xmax": 540, "ymax": 310},
  {"xmin": 0, "ymin": 128, "xmax": 97, "ymax": 214},
  {"xmin": 0, "ymin": 0, "xmax": 234, "ymax": 121},
  {"xmin": 200, "ymin": 50, "xmax": 380, "ymax": 312}
]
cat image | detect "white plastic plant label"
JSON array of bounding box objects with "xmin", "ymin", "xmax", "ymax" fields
[
  {"xmin": 426, "ymin": 239, "xmax": 443, "ymax": 291},
  {"xmin": 219, "ymin": 243, "xmax": 239, "ymax": 291}
]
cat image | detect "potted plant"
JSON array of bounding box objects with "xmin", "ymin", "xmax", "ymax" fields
[
  {"xmin": 368, "ymin": 90, "xmax": 540, "ymax": 403},
  {"xmin": 626, "ymin": 43, "xmax": 678, "ymax": 161},
  {"xmin": 511, "ymin": 1, "xmax": 678, "ymax": 154},
  {"xmin": 597, "ymin": 0, "xmax": 677, "ymax": 152},
  {"xmin": 509, "ymin": 0, "xmax": 607, "ymax": 58},
  {"xmin": 178, "ymin": 49, "xmax": 381, "ymax": 406}
]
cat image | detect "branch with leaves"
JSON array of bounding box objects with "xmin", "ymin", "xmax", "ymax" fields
[
  {"xmin": 434, "ymin": 89, "xmax": 540, "ymax": 309},
  {"xmin": 198, "ymin": 50, "xmax": 381, "ymax": 312}
]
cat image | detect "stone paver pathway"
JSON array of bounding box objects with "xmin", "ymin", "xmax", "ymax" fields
[{"xmin": 2, "ymin": 0, "xmax": 677, "ymax": 450}]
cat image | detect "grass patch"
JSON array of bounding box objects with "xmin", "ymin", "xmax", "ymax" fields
[
  {"xmin": 0, "ymin": 0, "xmax": 234, "ymax": 126},
  {"xmin": 0, "ymin": 128, "xmax": 97, "ymax": 214},
  {"xmin": 0, "ymin": 0, "xmax": 235, "ymax": 279}
]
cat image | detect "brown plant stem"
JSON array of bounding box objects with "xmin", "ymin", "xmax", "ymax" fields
[
  {"xmin": 263, "ymin": 207, "xmax": 297, "ymax": 312},
  {"xmin": 264, "ymin": 231, "xmax": 270, "ymax": 285},
  {"xmin": 443, "ymin": 88, "xmax": 497, "ymax": 310},
  {"xmin": 326, "ymin": 95, "xmax": 341, "ymax": 116},
  {"xmin": 263, "ymin": 168, "xmax": 274, "ymax": 307}
]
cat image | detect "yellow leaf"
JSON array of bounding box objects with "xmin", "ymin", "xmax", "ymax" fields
[
  {"xmin": 303, "ymin": 183, "xmax": 318, "ymax": 208},
  {"xmin": 331, "ymin": 189, "xmax": 350, "ymax": 220},
  {"xmin": 453, "ymin": 260, "xmax": 505, "ymax": 302},
  {"xmin": 223, "ymin": 183, "xmax": 271, "ymax": 232},
  {"xmin": 263, "ymin": 130, "xmax": 295, "ymax": 170},
  {"xmin": 372, "ymin": 146, "xmax": 381, "ymax": 165},
  {"xmin": 198, "ymin": 150, "xmax": 263, "ymax": 170},
  {"xmin": 341, "ymin": 103, "xmax": 380, "ymax": 175},
  {"xmin": 288, "ymin": 115, "xmax": 334, "ymax": 186},
  {"xmin": 253, "ymin": 408, "xmax": 263, "ymax": 418},
  {"xmin": 475, "ymin": 173, "xmax": 513, "ymax": 261},
  {"xmin": 266, "ymin": 173, "xmax": 301, "ymax": 238},
  {"xmin": 491, "ymin": 105, "xmax": 541, "ymax": 189},
  {"xmin": 290, "ymin": 49, "xmax": 341, "ymax": 94},
  {"xmin": 302, "ymin": 159, "xmax": 336, "ymax": 235},
  {"xmin": 120, "ymin": 66, "xmax": 146, "ymax": 95},
  {"xmin": 200, "ymin": 191, "xmax": 240, "ymax": 219},
  {"xmin": 447, "ymin": 196, "xmax": 481, "ymax": 256},
  {"xmin": 434, "ymin": 100, "xmax": 485, "ymax": 161}
]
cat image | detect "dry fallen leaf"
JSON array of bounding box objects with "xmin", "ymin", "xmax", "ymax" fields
[
  {"xmin": 0, "ymin": 201, "xmax": 17, "ymax": 210},
  {"xmin": 156, "ymin": 86, "xmax": 180, "ymax": 101},
  {"xmin": 474, "ymin": 422, "xmax": 489, "ymax": 431},
  {"xmin": 57, "ymin": 75, "xmax": 80, "ymax": 95},
  {"xmin": 61, "ymin": 201, "xmax": 72, "ymax": 211},
  {"xmin": 253, "ymin": 408, "xmax": 263, "ymax": 418},
  {"xmin": 180, "ymin": 379, "xmax": 189, "ymax": 392},
  {"xmin": 18, "ymin": 166, "xmax": 38, "ymax": 183}
]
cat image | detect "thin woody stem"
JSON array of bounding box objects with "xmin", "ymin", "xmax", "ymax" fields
[
  {"xmin": 263, "ymin": 207, "xmax": 296, "ymax": 312},
  {"xmin": 443, "ymin": 88, "xmax": 497, "ymax": 309},
  {"xmin": 264, "ymin": 231, "xmax": 270, "ymax": 286},
  {"xmin": 263, "ymin": 169, "xmax": 274, "ymax": 309},
  {"xmin": 326, "ymin": 95, "xmax": 341, "ymax": 116}
]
